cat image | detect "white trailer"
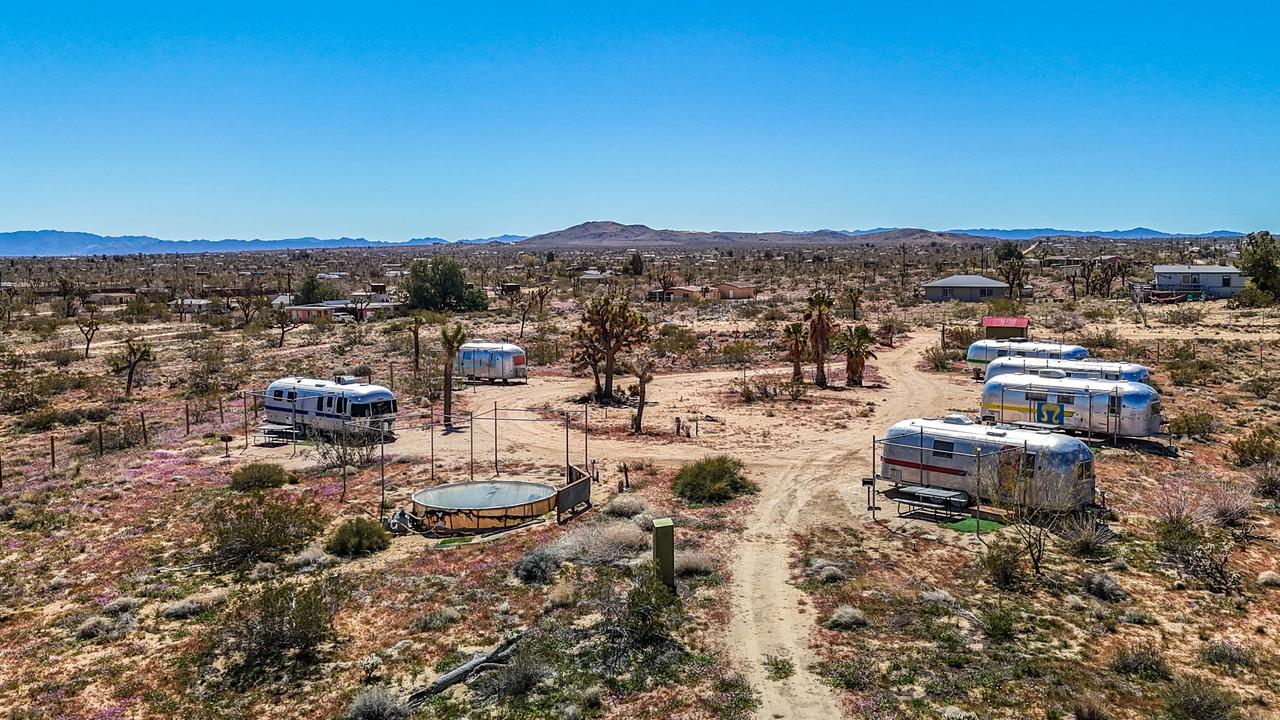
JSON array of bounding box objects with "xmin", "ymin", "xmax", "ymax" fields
[
  {"xmin": 263, "ymin": 376, "xmax": 397, "ymax": 436},
  {"xmin": 985, "ymin": 357, "xmax": 1150, "ymax": 384},
  {"xmin": 966, "ymin": 339, "xmax": 1090, "ymax": 377},
  {"xmin": 454, "ymin": 341, "xmax": 528, "ymax": 384},
  {"xmin": 981, "ymin": 372, "xmax": 1163, "ymax": 439}
]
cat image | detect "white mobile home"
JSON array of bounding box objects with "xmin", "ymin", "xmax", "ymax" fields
[
  {"xmin": 966, "ymin": 339, "xmax": 1089, "ymax": 376},
  {"xmin": 878, "ymin": 415, "xmax": 1097, "ymax": 511},
  {"xmin": 455, "ymin": 341, "xmax": 528, "ymax": 383},
  {"xmin": 1151, "ymin": 264, "xmax": 1244, "ymax": 299},
  {"xmin": 981, "ymin": 373, "xmax": 1162, "ymax": 438}
]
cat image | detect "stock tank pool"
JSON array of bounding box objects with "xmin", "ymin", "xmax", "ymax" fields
[{"xmin": 410, "ymin": 480, "xmax": 558, "ymax": 532}]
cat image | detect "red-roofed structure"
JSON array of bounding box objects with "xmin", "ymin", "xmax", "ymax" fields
[{"xmin": 982, "ymin": 316, "xmax": 1029, "ymax": 339}]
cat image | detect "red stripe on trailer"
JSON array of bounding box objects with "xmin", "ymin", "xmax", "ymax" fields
[{"xmin": 882, "ymin": 457, "xmax": 968, "ymax": 476}]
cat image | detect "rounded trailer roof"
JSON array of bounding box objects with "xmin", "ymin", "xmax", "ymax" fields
[
  {"xmin": 411, "ymin": 480, "xmax": 556, "ymax": 511},
  {"xmin": 986, "ymin": 357, "xmax": 1148, "ymax": 373},
  {"xmin": 460, "ymin": 341, "xmax": 526, "ymax": 353},
  {"xmin": 984, "ymin": 373, "xmax": 1157, "ymax": 396},
  {"xmin": 886, "ymin": 416, "xmax": 1091, "ymax": 453},
  {"xmin": 969, "ymin": 339, "xmax": 1089, "ymax": 354},
  {"xmin": 266, "ymin": 377, "xmax": 394, "ymax": 394}
]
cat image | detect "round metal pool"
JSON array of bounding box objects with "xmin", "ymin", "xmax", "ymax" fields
[{"xmin": 410, "ymin": 480, "xmax": 558, "ymax": 533}]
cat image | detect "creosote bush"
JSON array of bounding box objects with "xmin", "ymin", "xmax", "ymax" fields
[
  {"xmin": 1161, "ymin": 676, "xmax": 1240, "ymax": 720},
  {"xmin": 673, "ymin": 455, "xmax": 755, "ymax": 504},
  {"xmin": 214, "ymin": 575, "xmax": 348, "ymax": 670},
  {"xmin": 341, "ymin": 687, "xmax": 411, "ymax": 720},
  {"xmin": 204, "ymin": 494, "xmax": 325, "ymax": 568},
  {"xmin": 981, "ymin": 538, "xmax": 1025, "ymax": 590},
  {"xmin": 513, "ymin": 548, "xmax": 560, "ymax": 585},
  {"xmin": 325, "ymin": 516, "xmax": 391, "ymax": 558},
  {"xmin": 1109, "ymin": 641, "xmax": 1169, "ymax": 680},
  {"xmin": 229, "ymin": 462, "xmax": 295, "ymax": 491},
  {"xmin": 1168, "ymin": 411, "xmax": 1215, "ymax": 439}
]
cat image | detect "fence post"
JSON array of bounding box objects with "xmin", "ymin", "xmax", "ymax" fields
[
  {"xmin": 185, "ymin": 403, "xmax": 190, "ymax": 435},
  {"xmin": 219, "ymin": 396, "xmax": 225, "ymax": 424},
  {"xmin": 49, "ymin": 435, "xmax": 56, "ymax": 469},
  {"xmin": 97, "ymin": 424, "xmax": 104, "ymax": 457},
  {"xmin": 140, "ymin": 411, "xmax": 148, "ymax": 447}
]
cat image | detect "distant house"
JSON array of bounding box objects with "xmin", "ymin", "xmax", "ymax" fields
[
  {"xmin": 922, "ymin": 274, "xmax": 1010, "ymax": 302},
  {"xmin": 647, "ymin": 288, "xmax": 673, "ymax": 303},
  {"xmin": 499, "ymin": 282, "xmax": 523, "ymax": 296},
  {"xmin": 577, "ymin": 269, "xmax": 613, "ymax": 283},
  {"xmin": 286, "ymin": 304, "xmax": 338, "ymax": 323},
  {"xmin": 669, "ymin": 285, "xmax": 716, "ymax": 301},
  {"xmin": 1151, "ymin": 264, "xmax": 1244, "ymax": 299},
  {"xmin": 169, "ymin": 298, "xmax": 214, "ymax": 316},
  {"xmin": 713, "ymin": 281, "xmax": 756, "ymax": 300},
  {"xmin": 270, "ymin": 294, "xmax": 293, "ymax": 310},
  {"xmin": 86, "ymin": 292, "xmax": 136, "ymax": 306},
  {"xmin": 982, "ymin": 316, "xmax": 1029, "ymax": 340}
]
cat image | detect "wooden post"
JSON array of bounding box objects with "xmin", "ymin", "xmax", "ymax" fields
[
  {"xmin": 49, "ymin": 435, "xmax": 56, "ymax": 469},
  {"xmin": 219, "ymin": 396, "xmax": 225, "ymax": 423},
  {"xmin": 243, "ymin": 392, "xmax": 250, "ymax": 450},
  {"xmin": 389, "ymin": 362, "xmax": 395, "ymax": 391},
  {"xmin": 469, "ymin": 411, "xmax": 475, "ymax": 481},
  {"xmin": 184, "ymin": 403, "xmax": 190, "ymax": 435},
  {"xmin": 140, "ymin": 411, "xmax": 148, "ymax": 447},
  {"xmin": 97, "ymin": 424, "xmax": 104, "ymax": 457},
  {"xmin": 653, "ymin": 517, "xmax": 675, "ymax": 590}
]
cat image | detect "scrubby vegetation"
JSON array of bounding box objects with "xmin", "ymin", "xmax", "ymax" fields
[
  {"xmin": 325, "ymin": 516, "xmax": 391, "ymax": 558},
  {"xmin": 673, "ymin": 454, "xmax": 755, "ymax": 504}
]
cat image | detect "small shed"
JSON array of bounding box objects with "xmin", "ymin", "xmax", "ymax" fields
[
  {"xmin": 713, "ymin": 281, "xmax": 756, "ymax": 300},
  {"xmin": 982, "ymin": 316, "xmax": 1029, "ymax": 340}
]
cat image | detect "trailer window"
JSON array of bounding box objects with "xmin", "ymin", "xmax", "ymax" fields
[
  {"xmin": 1077, "ymin": 460, "xmax": 1094, "ymax": 481},
  {"xmin": 996, "ymin": 349, "xmax": 1008, "ymax": 357},
  {"xmin": 351, "ymin": 403, "xmax": 370, "ymax": 417},
  {"xmin": 370, "ymin": 400, "xmax": 394, "ymax": 416},
  {"xmin": 1055, "ymin": 394, "xmax": 1074, "ymax": 405},
  {"xmin": 1107, "ymin": 395, "xmax": 1121, "ymax": 415},
  {"xmin": 286, "ymin": 391, "xmax": 296, "ymax": 401},
  {"xmin": 932, "ymin": 440, "xmax": 954, "ymax": 459},
  {"xmin": 337, "ymin": 397, "xmax": 347, "ymax": 414},
  {"xmin": 1025, "ymin": 390, "xmax": 1048, "ymax": 402},
  {"xmin": 326, "ymin": 396, "xmax": 334, "ymax": 410},
  {"xmin": 273, "ymin": 390, "xmax": 283, "ymax": 400},
  {"xmin": 1022, "ymin": 452, "xmax": 1037, "ymax": 478}
]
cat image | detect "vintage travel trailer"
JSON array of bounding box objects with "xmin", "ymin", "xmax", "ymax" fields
[
  {"xmin": 455, "ymin": 341, "xmax": 528, "ymax": 383},
  {"xmin": 981, "ymin": 372, "xmax": 1163, "ymax": 438},
  {"xmin": 985, "ymin": 357, "xmax": 1150, "ymax": 384},
  {"xmin": 877, "ymin": 415, "xmax": 1097, "ymax": 511},
  {"xmin": 263, "ymin": 376, "xmax": 397, "ymax": 435},
  {"xmin": 965, "ymin": 339, "xmax": 1090, "ymax": 376}
]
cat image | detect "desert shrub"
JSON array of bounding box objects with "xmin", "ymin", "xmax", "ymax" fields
[
  {"xmin": 341, "ymin": 687, "xmax": 411, "ymax": 720},
  {"xmin": 1081, "ymin": 305, "xmax": 1116, "ymax": 323},
  {"xmin": 1200, "ymin": 640, "xmax": 1252, "ymax": 670},
  {"xmin": 1228, "ymin": 284, "xmax": 1273, "ymax": 308},
  {"xmin": 229, "ymin": 462, "xmax": 295, "ymax": 491},
  {"xmin": 1160, "ymin": 305, "xmax": 1206, "ymax": 326},
  {"xmin": 512, "ymin": 548, "xmax": 560, "ymax": 585},
  {"xmin": 1161, "ymin": 676, "xmax": 1240, "ymax": 720},
  {"xmin": 922, "ymin": 344, "xmax": 963, "ymax": 371},
  {"xmin": 161, "ymin": 590, "xmax": 229, "ymax": 620},
  {"xmin": 1204, "ymin": 483, "xmax": 1253, "ymax": 527},
  {"xmin": 673, "ymin": 455, "xmax": 754, "ymax": 504},
  {"xmin": 1060, "ymin": 516, "xmax": 1112, "ymax": 558},
  {"xmin": 286, "ymin": 546, "xmax": 335, "ymax": 571},
  {"xmin": 825, "ymin": 605, "xmax": 867, "ymax": 630},
  {"xmin": 1168, "ymin": 410, "xmax": 1216, "ymax": 439},
  {"xmin": 1242, "ymin": 373, "xmax": 1280, "ymax": 400},
  {"xmin": 1070, "ymin": 696, "xmax": 1112, "ymax": 720},
  {"xmin": 325, "ymin": 517, "xmax": 391, "ymax": 558},
  {"xmin": 0, "ymin": 390, "xmax": 46, "ymax": 414},
  {"xmin": 472, "ymin": 653, "xmax": 550, "ymax": 698},
  {"xmin": 204, "ymin": 494, "xmax": 326, "ymax": 568},
  {"xmin": 1083, "ymin": 572, "xmax": 1128, "ymax": 602},
  {"xmin": 943, "ymin": 324, "xmax": 982, "ymax": 349},
  {"xmin": 715, "ymin": 340, "xmax": 759, "ymax": 366},
  {"xmin": 674, "ymin": 551, "xmax": 716, "ymax": 576},
  {"xmin": 820, "ymin": 657, "xmax": 875, "ymax": 691},
  {"xmin": 619, "ymin": 566, "xmax": 682, "ymax": 644},
  {"xmin": 75, "ymin": 615, "xmax": 124, "ymax": 640},
  {"xmin": 979, "ymin": 603, "xmax": 1018, "ymax": 642},
  {"xmin": 550, "ymin": 521, "xmax": 650, "ymax": 565},
  {"xmin": 16, "ymin": 408, "xmax": 61, "ymax": 433},
  {"xmin": 1110, "ymin": 641, "xmax": 1170, "ymax": 680},
  {"xmin": 1079, "ymin": 328, "xmax": 1120, "ymax": 351},
  {"xmin": 1177, "ymin": 541, "xmax": 1242, "ymax": 594},
  {"xmin": 413, "ymin": 606, "xmax": 461, "ymax": 632},
  {"xmin": 981, "ymin": 538, "xmax": 1026, "ymax": 590},
  {"xmin": 215, "ymin": 575, "xmax": 348, "ymax": 669},
  {"xmin": 1253, "ymin": 461, "xmax": 1280, "ymax": 500},
  {"xmin": 1167, "ymin": 359, "xmax": 1220, "ymax": 386},
  {"xmin": 603, "ymin": 495, "xmax": 647, "ymax": 518},
  {"xmin": 1229, "ymin": 425, "xmax": 1279, "ymax": 466}
]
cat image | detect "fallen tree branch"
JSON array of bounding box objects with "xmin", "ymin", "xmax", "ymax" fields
[{"xmin": 407, "ymin": 633, "xmax": 523, "ymax": 706}]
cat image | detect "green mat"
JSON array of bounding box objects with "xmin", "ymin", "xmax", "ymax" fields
[{"xmin": 944, "ymin": 517, "xmax": 1003, "ymax": 533}]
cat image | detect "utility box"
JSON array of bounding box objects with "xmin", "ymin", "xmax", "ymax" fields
[{"xmin": 652, "ymin": 517, "xmax": 675, "ymax": 589}]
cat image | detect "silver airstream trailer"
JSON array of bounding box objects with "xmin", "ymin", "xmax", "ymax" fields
[
  {"xmin": 985, "ymin": 357, "xmax": 1150, "ymax": 384},
  {"xmin": 981, "ymin": 372, "xmax": 1163, "ymax": 438},
  {"xmin": 455, "ymin": 341, "xmax": 528, "ymax": 384},
  {"xmin": 877, "ymin": 415, "xmax": 1097, "ymax": 511},
  {"xmin": 966, "ymin": 339, "xmax": 1090, "ymax": 378},
  {"xmin": 264, "ymin": 376, "xmax": 397, "ymax": 436}
]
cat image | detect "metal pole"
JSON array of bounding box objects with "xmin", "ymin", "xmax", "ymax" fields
[
  {"xmin": 494, "ymin": 401, "xmax": 499, "ymax": 476},
  {"xmin": 140, "ymin": 411, "xmax": 148, "ymax": 447},
  {"xmin": 583, "ymin": 402, "xmax": 589, "ymax": 467},
  {"xmin": 469, "ymin": 410, "xmax": 475, "ymax": 481},
  {"xmin": 49, "ymin": 435, "xmax": 55, "ymax": 469},
  {"xmin": 389, "ymin": 362, "xmax": 395, "ymax": 391},
  {"xmin": 379, "ymin": 432, "xmax": 386, "ymax": 517},
  {"xmin": 564, "ymin": 411, "xmax": 570, "ymax": 482},
  {"xmin": 429, "ymin": 417, "xmax": 435, "ymax": 482},
  {"xmin": 974, "ymin": 447, "xmax": 982, "ymax": 543},
  {"xmin": 290, "ymin": 398, "xmax": 297, "ymax": 457}
]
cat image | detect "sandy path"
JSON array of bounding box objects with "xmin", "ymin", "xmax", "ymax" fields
[{"xmin": 725, "ymin": 334, "xmax": 972, "ymax": 719}]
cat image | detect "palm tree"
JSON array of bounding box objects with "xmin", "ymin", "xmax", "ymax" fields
[
  {"xmin": 782, "ymin": 322, "xmax": 808, "ymax": 383},
  {"xmin": 804, "ymin": 290, "xmax": 835, "ymax": 387},
  {"xmin": 440, "ymin": 322, "xmax": 467, "ymax": 429},
  {"xmin": 832, "ymin": 324, "xmax": 878, "ymax": 387}
]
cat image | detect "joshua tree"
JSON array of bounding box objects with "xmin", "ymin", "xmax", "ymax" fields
[
  {"xmin": 832, "ymin": 324, "xmax": 877, "ymax": 387},
  {"xmin": 625, "ymin": 354, "xmax": 656, "ymax": 434},
  {"xmin": 782, "ymin": 322, "xmax": 808, "ymax": 383},
  {"xmin": 572, "ymin": 296, "xmax": 649, "ymax": 401},
  {"xmin": 804, "ymin": 290, "xmax": 835, "ymax": 387},
  {"xmin": 406, "ymin": 311, "xmax": 443, "ymax": 372},
  {"xmin": 75, "ymin": 303, "xmax": 100, "ymax": 359},
  {"xmin": 110, "ymin": 335, "xmax": 154, "ymax": 398},
  {"xmin": 998, "ymin": 257, "xmax": 1026, "ymax": 299},
  {"xmin": 270, "ymin": 308, "xmax": 299, "ymax": 348},
  {"xmin": 841, "ymin": 286, "xmax": 863, "ymax": 320},
  {"xmin": 440, "ymin": 322, "xmax": 467, "ymax": 429}
]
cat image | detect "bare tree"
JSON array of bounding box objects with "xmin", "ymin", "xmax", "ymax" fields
[
  {"xmin": 233, "ymin": 280, "xmax": 269, "ymax": 327},
  {"xmin": 270, "ymin": 308, "xmax": 299, "ymax": 348},
  {"xmin": 625, "ymin": 354, "xmax": 656, "ymax": 434}
]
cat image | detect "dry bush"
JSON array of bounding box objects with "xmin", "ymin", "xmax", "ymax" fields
[
  {"xmin": 1060, "ymin": 516, "xmax": 1112, "ymax": 558},
  {"xmin": 673, "ymin": 552, "xmax": 716, "ymax": 577},
  {"xmin": 549, "ymin": 521, "xmax": 650, "ymax": 565},
  {"xmin": 1083, "ymin": 573, "xmax": 1127, "ymax": 602},
  {"xmin": 341, "ymin": 687, "xmax": 411, "ymax": 720},
  {"xmin": 1229, "ymin": 425, "xmax": 1279, "ymax": 467},
  {"xmin": 1253, "ymin": 460, "xmax": 1280, "ymax": 500},
  {"xmin": 412, "ymin": 606, "xmax": 461, "ymax": 632},
  {"xmin": 203, "ymin": 495, "xmax": 326, "ymax": 569},
  {"xmin": 1162, "ymin": 676, "xmax": 1241, "ymax": 720},
  {"xmin": 1168, "ymin": 410, "xmax": 1216, "ymax": 439},
  {"xmin": 602, "ymin": 495, "xmax": 647, "ymax": 518},
  {"xmin": 513, "ymin": 548, "xmax": 560, "ymax": 585},
  {"xmin": 1204, "ymin": 482, "xmax": 1253, "ymax": 527},
  {"xmin": 162, "ymin": 589, "xmax": 229, "ymax": 620},
  {"xmin": 981, "ymin": 538, "xmax": 1026, "ymax": 590},
  {"xmin": 214, "ymin": 575, "xmax": 348, "ymax": 669},
  {"xmin": 229, "ymin": 462, "xmax": 295, "ymax": 492},
  {"xmin": 1109, "ymin": 641, "xmax": 1170, "ymax": 679},
  {"xmin": 1160, "ymin": 305, "xmax": 1207, "ymax": 326},
  {"xmin": 922, "ymin": 344, "xmax": 963, "ymax": 371}
]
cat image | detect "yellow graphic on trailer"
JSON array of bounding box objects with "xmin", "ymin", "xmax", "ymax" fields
[{"xmin": 1035, "ymin": 401, "xmax": 1065, "ymax": 425}]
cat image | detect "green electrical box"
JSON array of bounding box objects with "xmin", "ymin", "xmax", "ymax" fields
[{"xmin": 652, "ymin": 516, "xmax": 675, "ymax": 589}]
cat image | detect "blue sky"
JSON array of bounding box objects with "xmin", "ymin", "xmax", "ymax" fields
[{"xmin": 1, "ymin": 2, "xmax": 1276, "ymax": 241}]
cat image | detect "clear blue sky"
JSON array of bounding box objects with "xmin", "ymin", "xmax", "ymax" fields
[{"xmin": 1, "ymin": 2, "xmax": 1276, "ymax": 241}]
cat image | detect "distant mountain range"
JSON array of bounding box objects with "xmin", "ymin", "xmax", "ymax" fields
[
  {"xmin": 0, "ymin": 224, "xmax": 1245, "ymax": 256},
  {"xmin": 0, "ymin": 231, "xmax": 528, "ymax": 256}
]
